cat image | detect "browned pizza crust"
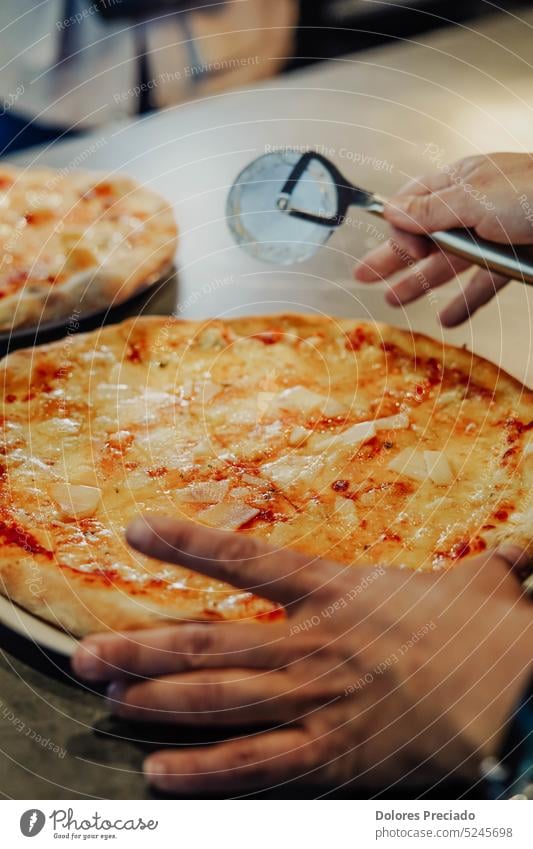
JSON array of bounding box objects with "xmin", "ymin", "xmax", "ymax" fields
[
  {"xmin": 0, "ymin": 166, "xmax": 178, "ymax": 332},
  {"xmin": 0, "ymin": 314, "xmax": 531, "ymax": 636}
]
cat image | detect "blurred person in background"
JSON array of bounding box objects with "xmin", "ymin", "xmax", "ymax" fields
[
  {"xmin": 0, "ymin": 0, "xmax": 298, "ymax": 155},
  {"xmin": 0, "ymin": 0, "xmax": 508, "ymax": 156}
]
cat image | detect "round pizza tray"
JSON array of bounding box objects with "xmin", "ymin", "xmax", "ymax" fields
[
  {"xmin": 0, "ymin": 595, "xmax": 77, "ymax": 656},
  {"xmin": 0, "ymin": 268, "xmax": 178, "ymax": 359}
]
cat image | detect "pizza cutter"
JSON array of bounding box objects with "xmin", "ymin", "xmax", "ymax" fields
[{"xmin": 226, "ymin": 149, "xmax": 533, "ymax": 282}]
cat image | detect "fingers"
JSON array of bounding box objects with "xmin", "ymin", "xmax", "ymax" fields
[
  {"xmin": 386, "ymin": 253, "xmax": 470, "ymax": 307},
  {"xmin": 439, "ymin": 269, "xmax": 509, "ymax": 327},
  {"xmin": 143, "ymin": 727, "xmax": 317, "ymax": 794},
  {"xmin": 127, "ymin": 516, "xmax": 342, "ymax": 605},
  {"xmin": 384, "ymin": 187, "xmax": 477, "ymax": 234},
  {"xmin": 355, "ymin": 228, "xmax": 433, "ymax": 283},
  {"xmin": 399, "ymin": 171, "xmax": 454, "ymax": 196},
  {"xmin": 72, "ymin": 622, "xmax": 288, "ymax": 682},
  {"xmin": 357, "ymin": 226, "xmax": 509, "ymax": 323},
  {"xmin": 448, "ymin": 546, "xmax": 530, "ymax": 601},
  {"xmin": 106, "ymin": 668, "xmax": 322, "ymax": 726},
  {"xmin": 496, "ymin": 544, "xmax": 533, "ymax": 582},
  {"xmin": 386, "ymin": 168, "xmax": 456, "ymax": 199}
]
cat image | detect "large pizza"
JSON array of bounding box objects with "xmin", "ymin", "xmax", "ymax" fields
[
  {"xmin": 0, "ymin": 315, "xmax": 531, "ymax": 636},
  {"xmin": 0, "ymin": 166, "xmax": 177, "ymax": 332}
]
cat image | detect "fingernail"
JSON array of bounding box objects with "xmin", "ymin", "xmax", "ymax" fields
[
  {"xmin": 106, "ymin": 681, "xmax": 126, "ymax": 706},
  {"xmin": 144, "ymin": 756, "xmax": 167, "ymax": 779},
  {"xmin": 385, "ymin": 287, "xmax": 402, "ymax": 307},
  {"xmin": 126, "ymin": 516, "xmax": 150, "ymax": 549},
  {"xmin": 72, "ymin": 641, "xmax": 103, "ymax": 679},
  {"xmin": 439, "ymin": 310, "xmax": 459, "ymax": 328},
  {"xmin": 355, "ymin": 266, "xmax": 375, "ymax": 282}
]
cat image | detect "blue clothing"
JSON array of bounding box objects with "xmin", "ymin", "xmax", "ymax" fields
[{"xmin": 0, "ymin": 111, "xmax": 78, "ymax": 157}]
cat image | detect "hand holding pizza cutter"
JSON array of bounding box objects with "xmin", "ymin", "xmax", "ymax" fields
[{"xmin": 226, "ymin": 149, "xmax": 533, "ymax": 283}]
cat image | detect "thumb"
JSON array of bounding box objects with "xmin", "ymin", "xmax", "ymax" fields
[
  {"xmin": 384, "ymin": 187, "xmax": 475, "ymax": 234},
  {"xmin": 455, "ymin": 545, "xmax": 532, "ymax": 601}
]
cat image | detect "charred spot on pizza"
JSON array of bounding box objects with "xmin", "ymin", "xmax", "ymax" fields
[
  {"xmin": 127, "ymin": 342, "xmax": 144, "ymax": 364},
  {"xmin": 332, "ymin": 479, "xmax": 350, "ymax": 492}
]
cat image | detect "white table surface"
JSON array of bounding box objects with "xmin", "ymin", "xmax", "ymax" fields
[{"xmin": 14, "ymin": 7, "xmax": 533, "ymax": 386}]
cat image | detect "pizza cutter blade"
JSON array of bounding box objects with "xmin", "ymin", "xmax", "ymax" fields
[
  {"xmin": 226, "ymin": 149, "xmax": 533, "ymax": 284},
  {"xmin": 226, "ymin": 150, "xmax": 372, "ymax": 266}
]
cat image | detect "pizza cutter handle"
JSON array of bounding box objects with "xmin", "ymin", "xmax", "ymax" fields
[
  {"xmin": 428, "ymin": 228, "xmax": 533, "ymax": 285},
  {"xmin": 368, "ymin": 195, "xmax": 533, "ymax": 285}
]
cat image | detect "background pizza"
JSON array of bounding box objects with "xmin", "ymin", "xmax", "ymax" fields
[
  {"xmin": 0, "ymin": 315, "xmax": 531, "ymax": 636},
  {"xmin": 0, "ymin": 166, "xmax": 178, "ymax": 332}
]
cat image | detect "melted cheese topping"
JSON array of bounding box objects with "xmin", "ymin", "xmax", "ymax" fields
[{"xmin": 0, "ymin": 315, "xmax": 532, "ymax": 627}]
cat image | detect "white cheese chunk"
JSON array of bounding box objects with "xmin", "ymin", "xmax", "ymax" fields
[
  {"xmin": 197, "ymin": 503, "xmax": 259, "ymax": 530},
  {"xmin": 177, "ymin": 480, "xmax": 230, "ymax": 503},
  {"xmin": 262, "ymin": 454, "xmax": 323, "ymax": 490},
  {"xmin": 374, "ymin": 411, "xmax": 410, "ymax": 431},
  {"xmin": 387, "ymin": 448, "xmax": 427, "ymax": 481},
  {"xmin": 310, "ymin": 413, "xmax": 408, "ymax": 456},
  {"xmin": 312, "ymin": 420, "xmax": 377, "ymax": 453},
  {"xmin": 241, "ymin": 473, "xmax": 267, "ymax": 487},
  {"xmin": 387, "ymin": 447, "xmax": 454, "ymax": 485},
  {"xmin": 338, "ymin": 420, "xmax": 378, "ymax": 445},
  {"xmin": 436, "ymin": 388, "xmax": 463, "ymax": 407},
  {"xmin": 228, "ymin": 487, "xmax": 253, "ymax": 500},
  {"xmin": 424, "ymin": 450, "xmax": 455, "ymax": 486},
  {"xmin": 288, "ymin": 426, "xmax": 313, "ymax": 446},
  {"xmin": 274, "ymin": 386, "xmax": 344, "ymax": 417},
  {"xmin": 190, "ymin": 438, "xmax": 212, "ymax": 459},
  {"xmin": 43, "ymin": 417, "xmax": 82, "ymax": 435},
  {"xmin": 51, "ymin": 484, "xmax": 101, "ymax": 519},
  {"xmin": 138, "ymin": 427, "xmax": 176, "ymax": 452},
  {"xmin": 334, "ymin": 496, "xmax": 358, "ymax": 526}
]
